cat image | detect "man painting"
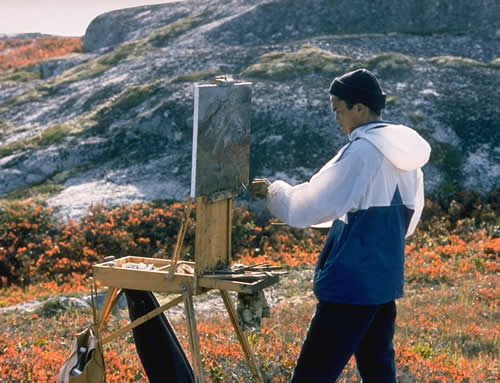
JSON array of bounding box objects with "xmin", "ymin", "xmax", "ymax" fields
[{"xmin": 250, "ymin": 68, "xmax": 431, "ymax": 382}]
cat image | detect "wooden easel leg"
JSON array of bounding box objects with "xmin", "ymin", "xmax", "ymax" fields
[
  {"xmin": 101, "ymin": 295, "xmax": 183, "ymax": 346},
  {"xmin": 97, "ymin": 287, "xmax": 119, "ymax": 332},
  {"xmin": 220, "ymin": 290, "xmax": 264, "ymax": 383},
  {"xmin": 182, "ymin": 287, "xmax": 205, "ymax": 383}
]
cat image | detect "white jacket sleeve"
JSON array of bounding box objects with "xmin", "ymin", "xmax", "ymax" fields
[
  {"xmin": 405, "ymin": 168, "xmax": 424, "ymax": 237},
  {"xmin": 266, "ymin": 140, "xmax": 383, "ymax": 228}
]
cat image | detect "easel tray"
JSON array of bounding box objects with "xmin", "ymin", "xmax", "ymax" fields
[{"xmin": 93, "ymin": 256, "xmax": 280, "ymax": 294}]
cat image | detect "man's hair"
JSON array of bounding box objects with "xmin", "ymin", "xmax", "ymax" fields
[
  {"xmin": 329, "ymin": 69, "xmax": 386, "ymax": 115},
  {"xmin": 343, "ymin": 99, "xmax": 382, "ymax": 116}
]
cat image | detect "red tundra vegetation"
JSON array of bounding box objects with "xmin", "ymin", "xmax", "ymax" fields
[
  {"xmin": 0, "ymin": 36, "xmax": 82, "ymax": 72},
  {"xmin": 0, "ymin": 190, "xmax": 498, "ymax": 382}
]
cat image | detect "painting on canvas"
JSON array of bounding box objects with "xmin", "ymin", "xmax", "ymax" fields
[{"xmin": 191, "ymin": 82, "xmax": 252, "ymax": 199}]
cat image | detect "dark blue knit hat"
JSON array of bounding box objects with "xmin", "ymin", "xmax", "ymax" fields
[{"xmin": 329, "ymin": 69, "xmax": 386, "ymax": 111}]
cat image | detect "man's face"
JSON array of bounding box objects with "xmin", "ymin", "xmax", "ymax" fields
[{"xmin": 330, "ymin": 96, "xmax": 360, "ymax": 135}]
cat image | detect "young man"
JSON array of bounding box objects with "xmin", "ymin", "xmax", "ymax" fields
[{"xmin": 250, "ymin": 69, "xmax": 431, "ymax": 382}]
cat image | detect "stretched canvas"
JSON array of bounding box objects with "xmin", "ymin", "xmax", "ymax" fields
[{"xmin": 191, "ymin": 82, "xmax": 252, "ymax": 199}]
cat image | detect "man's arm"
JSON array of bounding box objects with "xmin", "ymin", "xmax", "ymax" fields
[{"xmin": 250, "ymin": 140, "xmax": 384, "ymax": 228}]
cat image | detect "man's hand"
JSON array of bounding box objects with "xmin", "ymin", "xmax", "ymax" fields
[{"xmin": 249, "ymin": 178, "xmax": 271, "ymax": 198}]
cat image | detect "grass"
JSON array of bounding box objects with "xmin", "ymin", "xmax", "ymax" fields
[
  {"xmin": 2, "ymin": 167, "xmax": 86, "ymax": 202},
  {"xmin": 241, "ymin": 45, "xmax": 352, "ymax": 80},
  {"xmin": 407, "ymin": 112, "xmax": 425, "ymax": 127},
  {"xmin": 99, "ymin": 41, "xmax": 146, "ymax": 67},
  {"xmin": 364, "ymin": 52, "xmax": 414, "ymax": 73},
  {"xmin": 5, "ymin": 183, "xmax": 65, "ymax": 202},
  {"xmin": 0, "ymin": 123, "xmax": 73, "ymax": 158},
  {"xmin": 112, "ymin": 83, "xmax": 157, "ymax": 111},
  {"xmin": 172, "ymin": 68, "xmax": 221, "ymax": 83},
  {"xmin": 241, "ymin": 47, "xmax": 415, "ymax": 81},
  {"xmin": 89, "ymin": 81, "xmax": 160, "ymax": 132},
  {"xmin": 46, "ymin": 44, "xmax": 139, "ymax": 87},
  {"xmin": 0, "ymin": 119, "xmax": 10, "ymax": 140},
  {"xmin": 147, "ymin": 13, "xmax": 207, "ymax": 46},
  {"xmin": 0, "ymin": 68, "xmax": 41, "ymax": 83},
  {"xmin": 55, "ymin": 60, "xmax": 110, "ymax": 84},
  {"xmin": 429, "ymin": 56, "xmax": 486, "ymax": 69},
  {"xmin": 50, "ymin": 39, "xmax": 150, "ymax": 87},
  {"xmin": 37, "ymin": 123, "xmax": 71, "ymax": 146},
  {"xmin": 489, "ymin": 57, "xmax": 500, "ymax": 69},
  {"xmin": 0, "ymin": 87, "xmax": 49, "ymax": 110},
  {"xmin": 386, "ymin": 95, "xmax": 401, "ymax": 107}
]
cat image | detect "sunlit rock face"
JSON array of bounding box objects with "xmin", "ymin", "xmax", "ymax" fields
[{"xmin": 1, "ymin": 0, "xmax": 499, "ymax": 219}]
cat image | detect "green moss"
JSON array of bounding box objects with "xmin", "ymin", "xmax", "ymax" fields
[
  {"xmin": 430, "ymin": 141, "xmax": 465, "ymax": 199},
  {"xmin": 147, "ymin": 12, "xmax": 209, "ymax": 46},
  {"xmin": 5, "ymin": 183, "xmax": 64, "ymax": 201},
  {"xmin": 98, "ymin": 41, "xmax": 147, "ymax": 66},
  {"xmin": 46, "ymin": 41, "xmax": 146, "ymax": 88},
  {"xmin": 0, "ymin": 142, "xmax": 18, "ymax": 157},
  {"xmin": 113, "ymin": 83, "xmax": 156, "ymax": 110},
  {"xmin": 386, "ymin": 95, "xmax": 401, "ymax": 107},
  {"xmin": 172, "ymin": 68, "xmax": 221, "ymax": 83},
  {"xmin": 0, "ymin": 119, "xmax": 10, "ymax": 139},
  {"xmin": 242, "ymin": 45, "xmax": 351, "ymax": 80},
  {"xmin": 37, "ymin": 124, "xmax": 71, "ymax": 146},
  {"xmin": 408, "ymin": 112, "xmax": 425, "ymax": 126},
  {"xmin": 489, "ymin": 58, "xmax": 500, "ymax": 69},
  {"xmin": 51, "ymin": 61, "xmax": 109, "ymax": 85},
  {"xmin": 0, "ymin": 87, "xmax": 49, "ymax": 109},
  {"xmin": 0, "ymin": 68, "xmax": 41, "ymax": 83},
  {"xmin": 365, "ymin": 52, "xmax": 414, "ymax": 73},
  {"xmin": 4, "ymin": 167, "xmax": 84, "ymax": 201},
  {"xmin": 88, "ymin": 82, "xmax": 158, "ymax": 132},
  {"xmin": 148, "ymin": 16, "xmax": 195, "ymax": 43},
  {"xmin": 429, "ymin": 56, "xmax": 485, "ymax": 69},
  {"xmin": 0, "ymin": 123, "xmax": 72, "ymax": 158}
]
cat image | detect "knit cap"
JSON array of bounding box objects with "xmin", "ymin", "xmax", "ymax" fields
[{"xmin": 329, "ymin": 69, "xmax": 386, "ymax": 111}]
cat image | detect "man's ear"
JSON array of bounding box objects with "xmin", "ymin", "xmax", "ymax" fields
[
  {"xmin": 356, "ymin": 103, "xmax": 370, "ymax": 115},
  {"xmin": 354, "ymin": 103, "xmax": 364, "ymax": 113}
]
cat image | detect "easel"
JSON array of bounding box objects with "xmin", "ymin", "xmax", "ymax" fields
[
  {"xmin": 93, "ymin": 197, "xmax": 279, "ymax": 383},
  {"xmin": 93, "ymin": 77, "xmax": 276, "ymax": 382}
]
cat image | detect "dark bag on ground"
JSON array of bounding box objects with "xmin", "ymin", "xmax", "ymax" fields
[{"xmin": 124, "ymin": 289, "xmax": 195, "ymax": 383}]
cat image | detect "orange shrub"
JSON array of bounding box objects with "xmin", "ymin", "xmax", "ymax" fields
[
  {"xmin": 0, "ymin": 36, "xmax": 82, "ymax": 72},
  {"xmin": 0, "ymin": 191, "xmax": 498, "ymax": 292},
  {"xmin": 0, "ymin": 201, "xmax": 59, "ymax": 287}
]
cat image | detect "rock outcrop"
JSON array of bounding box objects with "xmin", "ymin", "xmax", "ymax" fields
[{"xmin": 0, "ymin": 0, "xmax": 499, "ymax": 219}]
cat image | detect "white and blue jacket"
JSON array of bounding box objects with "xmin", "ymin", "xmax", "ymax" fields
[{"xmin": 266, "ymin": 122, "xmax": 431, "ymax": 305}]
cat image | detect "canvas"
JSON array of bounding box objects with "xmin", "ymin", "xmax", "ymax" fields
[{"xmin": 191, "ymin": 81, "xmax": 252, "ymax": 199}]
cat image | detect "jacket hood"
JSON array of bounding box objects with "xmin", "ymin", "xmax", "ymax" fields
[{"xmin": 350, "ymin": 122, "xmax": 431, "ymax": 171}]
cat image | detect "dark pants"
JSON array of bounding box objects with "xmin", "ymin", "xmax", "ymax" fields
[{"xmin": 290, "ymin": 300, "xmax": 397, "ymax": 383}]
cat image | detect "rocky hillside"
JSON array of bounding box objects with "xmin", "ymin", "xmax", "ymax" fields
[{"xmin": 0, "ymin": 0, "xmax": 499, "ymax": 219}]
